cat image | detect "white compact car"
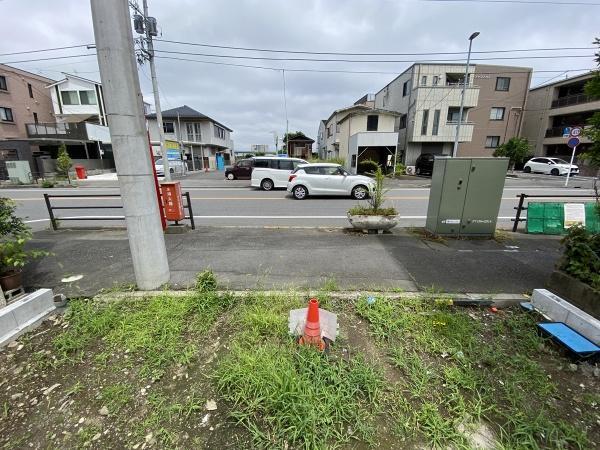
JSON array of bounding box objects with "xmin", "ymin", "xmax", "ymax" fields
[
  {"xmin": 155, "ymin": 158, "xmax": 186, "ymax": 177},
  {"xmin": 286, "ymin": 163, "xmax": 375, "ymax": 200},
  {"xmin": 251, "ymin": 157, "xmax": 308, "ymax": 190},
  {"xmin": 523, "ymin": 157, "xmax": 579, "ymax": 176}
]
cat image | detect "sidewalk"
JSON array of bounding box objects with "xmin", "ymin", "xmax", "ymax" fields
[{"xmin": 23, "ymin": 227, "xmax": 562, "ymax": 297}]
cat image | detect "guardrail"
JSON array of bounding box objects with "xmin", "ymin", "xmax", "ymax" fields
[
  {"xmin": 43, "ymin": 192, "xmax": 195, "ymax": 230},
  {"xmin": 511, "ymin": 193, "xmax": 597, "ymax": 232}
]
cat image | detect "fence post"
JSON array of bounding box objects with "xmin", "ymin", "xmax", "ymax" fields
[
  {"xmin": 43, "ymin": 193, "xmax": 57, "ymax": 230},
  {"xmin": 185, "ymin": 191, "xmax": 195, "ymax": 230},
  {"xmin": 512, "ymin": 193, "xmax": 526, "ymax": 232}
]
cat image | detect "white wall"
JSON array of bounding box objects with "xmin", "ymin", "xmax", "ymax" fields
[{"xmin": 49, "ymin": 77, "xmax": 103, "ymax": 119}]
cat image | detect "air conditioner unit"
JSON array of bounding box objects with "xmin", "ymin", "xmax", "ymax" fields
[{"xmin": 6, "ymin": 161, "xmax": 32, "ymax": 184}]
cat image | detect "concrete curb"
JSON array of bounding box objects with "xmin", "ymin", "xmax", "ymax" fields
[{"xmin": 0, "ymin": 289, "xmax": 55, "ymax": 348}]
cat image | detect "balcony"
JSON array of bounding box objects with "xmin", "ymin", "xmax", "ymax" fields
[
  {"xmin": 551, "ymin": 93, "xmax": 598, "ymax": 109},
  {"xmin": 26, "ymin": 122, "xmax": 111, "ymax": 143}
]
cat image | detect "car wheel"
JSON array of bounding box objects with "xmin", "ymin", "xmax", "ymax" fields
[
  {"xmin": 226, "ymin": 173, "xmax": 235, "ymax": 180},
  {"xmin": 292, "ymin": 185, "xmax": 308, "ymax": 200},
  {"xmin": 550, "ymin": 168, "xmax": 560, "ymax": 176},
  {"xmin": 523, "ymin": 166, "xmax": 531, "ymax": 173},
  {"xmin": 260, "ymin": 178, "xmax": 274, "ymax": 191},
  {"xmin": 352, "ymin": 185, "xmax": 369, "ymax": 200}
]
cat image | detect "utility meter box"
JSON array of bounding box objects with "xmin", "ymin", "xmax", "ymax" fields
[
  {"xmin": 426, "ymin": 157, "xmax": 509, "ymax": 237},
  {"xmin": 6, "ymin": 161, "xmax": 32, "ymax": 184}
]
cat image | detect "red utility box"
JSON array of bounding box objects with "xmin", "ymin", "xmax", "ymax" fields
[
  {"xmin": 74, "ymin": 165, "xmax": 87, "ymax": 180},
  {"xmin": 160, "ymin": 181, "xmax": 185, "ymax": 221}
]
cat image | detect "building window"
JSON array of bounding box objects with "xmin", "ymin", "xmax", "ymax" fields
[
  {"xmin": 366, "ymin": 115, "xmax": 379, "ymax": 131},
  {"xmin": 0, "ymin": 75, "xmax": 7, "ymax": 91},
  {"xmin": 402, "ymin": 80, "xmax": 410, "ymax": 97},
  {"xmin": 421, "ymin": 75, "xmax": 427, "ymax": 86},
  {"xmin": 399, "ymin": 115, "xmax": 407, "ymax": 129},
  {"xmin": 447, "ymin": 107, "xmax": 467, "ymax": 123},
  {"xmin": 495, "ymin": 77, "xmax": 510, "ymax": 91},
  {"xmin": 432, "ymin": 110, "xmax": 440, "ymax": 136},
  {"xmin": 163, "ymin": 122, "xmax": 174, "ymax": 133},
  {"xmin": 421, "ymin": 109, "xmax": 429, "ymax": 135},
  {"xmin": 485, "ymin": 136, "xmax": 501, "ymax": 148},
  {"xmin": 351, "ymin": 154, "xmax": 357, "ymax": 168},
  {"xmin": 327, "ymin": 126, "xmax": 332, "ymax": 137},
  {"xmin": 214, "ymin": 124, "xmax": 226, "ymax": 139},
  {"xmin": 61, "ymin": 90, "xmax": 80, "ymax": 105},
  {"xmin": 490, "ymin": 107, "xmax": 505, "ymax": 120},
  {"xmin": 79, "ymin": 90, "xmax": 97, "ymax": 105},
  {"xmin": 0, "ymin": 107, "xmax": 14, "ymax": 122},
  {"xmin": 186, "ymin": 122, "xmax": 202, "ymax": 141},
  {"xmin": 28, "ymin": 83, "xmax": 34, "ymax": 98},
  {"xmin": 432, "ymin": 75, "xmax": 439, "ymax": 86},
  {"xmin": 33, "ymin": 112, "xmax": 38, "ymax": 124}
]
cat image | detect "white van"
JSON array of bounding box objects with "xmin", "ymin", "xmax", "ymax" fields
[{"xmin": 251, "ymin": 157, "xmax": 308, "ymax": 190}]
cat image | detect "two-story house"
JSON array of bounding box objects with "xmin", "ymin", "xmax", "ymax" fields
[
  {"xmin": 521, "ymin": 72, "xmax": 599, "ymax": 176},
  {"xmin": 321, "ymin": 95, "xmax": 401, "ymax": 173},
  {"xmin": 0, "ymin": 64, "xmax": 55, "ymax": 179},
  {"xmin": 374, "ymin": 63, "xmax": 531, "ymax": 165},
  {"xmin": 146, "ymin": 105, "xmax": 234, "ymax": 170}
]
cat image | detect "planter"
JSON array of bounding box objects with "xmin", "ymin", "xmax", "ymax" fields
[
  {"xmin": 347, "ymin": 214, "xmax": 398, "ymax": 233},
  {"xmin": 0, "ymin": 270, "xmax": 23, "ymax": 292},
  {"xmin": 546, "ymin": 270, "xmax": 600, "ymax": 319}
]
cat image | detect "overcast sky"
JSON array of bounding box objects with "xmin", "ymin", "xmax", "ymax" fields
[{"xmin": 1, "ymin": 0, "xmax": 599, "ymax": 151}]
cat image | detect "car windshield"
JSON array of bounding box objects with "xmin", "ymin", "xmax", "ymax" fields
[
  {"xmin": 549, "ymin": 158, "xmax": 568, "ymax": 164},
  {"xmin": 155, "ymin": 159, "xmax": 163, "ymax": 165}
]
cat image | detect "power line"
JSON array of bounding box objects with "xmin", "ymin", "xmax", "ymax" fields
[
  {"xmin": 0, "ymin": 54, "xmax": 97, "ymax": 65},
  {"xmin": 0, "ymin": 44, "xmax": 94, "ymax": 57},
  {"xmin": 154, "ymin": 39, "xmax": 595, "ymax": 57},
  {"xmin": 421, "ymin": 0, "xmax": 600, "ymax": 5},
  {"xmin": 153, "ymin": 48, "xmax": 594, "ymax": 64}
]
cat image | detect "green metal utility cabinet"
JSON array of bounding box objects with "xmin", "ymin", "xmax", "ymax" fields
[{"xmin": 425, "ymin": 157, "xmax": 509, "ymax": 237}]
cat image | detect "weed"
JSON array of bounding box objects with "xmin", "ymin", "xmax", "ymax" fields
[
  {"xmin": 195, "ymin": 269, "xmax": 217, "ymax": 293},
  {"xmin": 65, "ymin": 381, "xmax": 83, "ymax": 397},
  {"xmin": 321, "ymin": 277, "xmax": 338, "ymax": 292},
  {"xmin": 101, "ymin": 383, "xmax": 134, "ymax": 413}
]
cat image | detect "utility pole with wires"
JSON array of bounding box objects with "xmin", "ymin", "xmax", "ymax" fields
[
  {"xmin": 130, "ymin": 0, "xmax": 171, "ymax": 180},
  {"xmin": 282, "ymin": 69, "xmax": 289, "ymax": 154}
]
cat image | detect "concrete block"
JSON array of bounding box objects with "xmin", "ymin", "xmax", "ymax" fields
[
  {"xmin": 531, "ymin": 289, "xmax": 600, "ymax": 345},
  {"xmin": 0, "ymin": 288, "xmax": 55, "ymax": 347}
]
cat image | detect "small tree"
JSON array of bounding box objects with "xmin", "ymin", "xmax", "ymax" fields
[
  {"xmin": 493, "ymin": 137, "xmax": 532, "ymax": 170},
  {"xmin": 283, "ymin": 131, "xmax": 308, "ymax": 143},
  {"xmin": 56, "ymin": 144, "xmax": 73, "ymax": 183}
]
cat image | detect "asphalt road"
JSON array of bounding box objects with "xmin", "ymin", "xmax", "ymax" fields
[{"xmin": 2, "ymin": 171, "xmax": 596, "ymax": 231}]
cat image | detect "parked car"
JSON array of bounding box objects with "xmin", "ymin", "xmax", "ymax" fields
[
  {"xmin": 415, "ymin": 153, "xmax": 436, "ymax": 176},
  {"xmin": 287, "ymin": 163, "xmax": 375, "ymax": 200},
  {"xmin": 155, "ymin": 158, "xmax": 186, "ymax": 177},
  {"xmin": 251, "ymin": 157, "xmax": 308, "ymax": 190},
  {"xmin": 523, "ymin": 157, "xmax": 579, "ymax": 176},
  {"xmin": 225, "ymin": 159, "xmax": 253, "ymax": 180}
]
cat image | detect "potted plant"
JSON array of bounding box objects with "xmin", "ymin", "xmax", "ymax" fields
[
  {"xmin": 347, "ymin": 167, "xmax": 398, "ymax": 233},
  {"xmin": 0, "ymin": 198, "xmax": 48, "ymax": 292}
]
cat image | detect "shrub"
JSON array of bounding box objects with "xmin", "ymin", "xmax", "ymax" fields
[
  {"xmin": 559, "ymin": 225, "xmax": 600, "ymax": 290},
  {"xmin": 56, "ymin": 144, "xmax": 73, "ymax": 183},
  {"xmin": 358, "ymin": 159, "xmax": 379, "ymax": 174},
  {"xmin": 42, "ymin": 180, "xmax": 55, "ymax": 188},
  {"xmin": 348, "ymin": 167, "xmax": 397, "ymax": 216},
  {"xmin": 195, "ymin": 269, "xmax": 217, "ymax": 293},
  {"xmin": 394, "ymin": 163, "xmax": 406, "ymax": 175}
]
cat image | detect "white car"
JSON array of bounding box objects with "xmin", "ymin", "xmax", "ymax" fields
[
  {"xmin": 287, "ymin": 163, "xmax": 374, "ymax": 200},
  {"xmin": 251, "ymin": 157, "xmax": 308, "ymax": 190},
  {"xmin": 523, "ymin": 157, "xmax": 579, "ymax": 176},
  {"xmin": 155, "ymin": 158, "xmax": 186, "ymax": 177}
]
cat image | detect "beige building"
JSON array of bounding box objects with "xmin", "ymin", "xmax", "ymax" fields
[
  {"xmin": 0, "ymin": 64, "xmax": 55, "ymax": 179},
  {"xmin": 374, "ymin": 63, "xmax": 532, "ymax": 165},
  {"xmin": 521, "ymin": 72, "xmax": 599, "ymax": 175}
]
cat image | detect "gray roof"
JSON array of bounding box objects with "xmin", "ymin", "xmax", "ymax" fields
[{"xmin": 146, "ymin": 105, "xmax": 233, "ymax": 131}]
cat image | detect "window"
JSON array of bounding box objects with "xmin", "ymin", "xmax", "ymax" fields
[
  {"xmin": 327, "ymin": 125, "xmax": 332, "ymax": 137},
  {"xmin": 399, "ymin": 115, "xmax": 407, "ymax": 129},
  {"xmin": 237, "ymin": 160, "xmax": 251, "ymax": 168},
  {"xmin": 432, "ymin": 110, "xmax": 440, "ymax": 136},
  {"xmin": 485, "ymin": 136, "xmax": 500, "ymax": 148},
  {"xmin": 303, "ymin": 166, "xmax": 320, "ymax": 175},
  {"xmin": 253, "ymin": 159, "xmax": 270, "ymax": 168},
  {"xmin": 432, "ymin": 75, "xmax": 439, "ymax": 86},
  {"xmin": 319, "ymin": 166, "xmax": 342, "ymax": 175},
  {"xmin": 447, "ymin": 107, "xmax": 467, "ymax": 123},
  {"xmin": 163, "ymin": 122, "xmax": 174, "ymax": 133},
  {"xmin": 421, "ymin": 109, "xmax": 429, "ymax": 135},
  {"xmin": 186, "ymin": 122, "xmax": 201, "ymax": 141},
  {"xmin": 490, "ymin": 107, "xmax": 505, "ymax": 120},
  {"xmin": 495, "ymin": 77, "xmax": 510, "ymax": 91},
  {"xmin": 402, "ymin": 80, "xmax": 410, "ymax": 97},
  {"xmin": 421, "ymin": 75, "xmax": 427, "ymax": 86},
  {"xmin": 0, "ymin": 75, "xmax": 7, "ymax": 91},
  {"xmin": 292, "ymin": 160, "xmax": 305, "ymax": 169},
  {"xmin": 214, "ymin": 124, "xmax": 226, "ymax": 139},
  {"xmin": 33, "ymin": 112, "xmax": 38, "ymax": 124},
  {"xmin": 278, "ymin": 160, "xmax": 294, "ymax": 170},
  {"xmin": 60, "ymin": 90, "xmax": 80, "ymax": 105},
  {"xmin": 28, "ymin": 83, "xmax": 34, "ymax": 98},
  {"xmin": 79, "ymin": 90, "xmax": 97, "ymax": 105},
  {"xmin": 351, "ymin": 155, "xmax": 357, "ymax": 168},
  {"xmin": 366, "ymin": 115, "xmax": 379, "ymax": 131},
  {"xmin": 0, "ymin": 107, "xmax": 14, "ymax": 122}
]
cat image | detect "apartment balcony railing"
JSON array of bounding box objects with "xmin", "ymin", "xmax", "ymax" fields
[
  {"xmin": 551, "ymin": 93, "xmax": 598, "ymax": 109},
  {"xmin": 26, "ymin": 122, "xmax": 88, "ymax": 140},
  {"xmin": 186, "ymin": 133, "xmax": 202, "ymax": 142},
  {"xmin": 545, "ymin": 125, "xmax": 590, "ymax": 138}
]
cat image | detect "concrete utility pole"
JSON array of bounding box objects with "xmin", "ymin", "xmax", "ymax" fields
[
  {"xmin": 141, "ymin": 0, "xmax": 171, "ymax": 180},
  {"xmin": 91, "ymin": 0, "xmax": 170, "ymax": 289},
  {"xmin": 453, "ymin": 31, "xmax": 480, "ymax": 158}
]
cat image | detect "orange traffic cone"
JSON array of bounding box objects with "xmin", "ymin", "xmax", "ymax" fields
[{"xmin": 299, "ymin": 298, "xmax": 325, "ymax": 350}]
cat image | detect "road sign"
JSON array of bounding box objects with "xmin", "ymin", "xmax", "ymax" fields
[
  {"xmin": 567, "ymin": 137, "xmax": 580, "ymax": 149},
  {"xmin": 562, "ymin": 127, "xmax": 571, "ymax": 138},
  {"xmin": 570, "ymin": 127, "xmax": 582, "ymax": 138}
]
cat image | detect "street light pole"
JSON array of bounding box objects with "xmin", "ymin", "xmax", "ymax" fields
[
  {"xmin": 453, "ymin": 31, "xmax": 480, "ymax": 158},
  {"xmin": 90, "ymin": 0, "xmax": 170, "ymax": 289}
]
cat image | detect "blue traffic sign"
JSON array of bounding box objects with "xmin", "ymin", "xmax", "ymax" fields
[
  {"xmin": 562, "ymin": 127, "xmax": 571, "ymax": 138},
  {"xmin": 567, "ymin": 137, "xmax": 580, "ymax": 149}
]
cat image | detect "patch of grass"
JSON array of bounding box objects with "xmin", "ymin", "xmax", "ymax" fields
[
  {"xmin": 195, "ymin": 269, "xmax": 217, "ymax": 293},
  {"xmin": 321, "ymin": 276, "xmax": 339, "ymax": 292},
  {"xmin": 100, "ymin": 383, "xmax": 134, "ymax": 414}
]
